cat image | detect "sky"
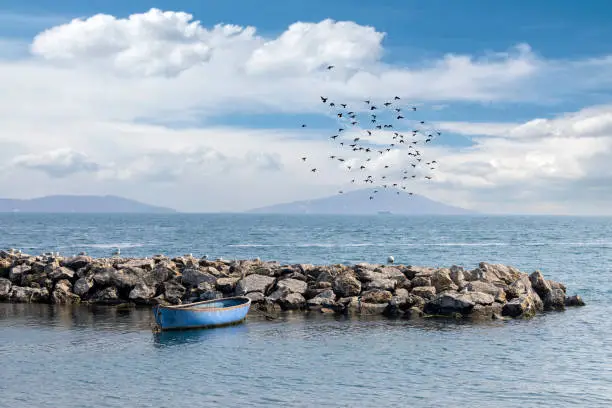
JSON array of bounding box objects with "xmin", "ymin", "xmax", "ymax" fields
[{"xmin": 0, "ymin": 1, "xmax": 612, "ymax": 214}]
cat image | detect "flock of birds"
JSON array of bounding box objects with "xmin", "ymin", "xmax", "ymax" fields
[{"xmin": 299, "ymin": 66, "xmax": 443, "ymax": 201}]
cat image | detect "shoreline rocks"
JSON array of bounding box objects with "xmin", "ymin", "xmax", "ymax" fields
[{"xmin": 0, "ymin": 249, "xmax": 586, "ymax": 321}]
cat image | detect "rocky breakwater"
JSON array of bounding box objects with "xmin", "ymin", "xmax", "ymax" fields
[{"xmin": 0, "ymin": 250, "xmax": 585, "ymax": 320}]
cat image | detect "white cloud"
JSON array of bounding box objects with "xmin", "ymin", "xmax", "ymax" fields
[
  {"xmin": 30, "ymin": 8, "xmax": 259, "ymax": 77},
  {"xmin": 1, "ymin": 8, "xmax": 612, "ymax": 213},
  {"xmin": 8, "ymin": 148, "xmax": 102, "ymax": 178}
]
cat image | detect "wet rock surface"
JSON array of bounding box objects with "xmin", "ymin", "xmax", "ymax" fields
[{"xmin": 0, "ymin": 250, "xmax": 586, "ymax": 321}]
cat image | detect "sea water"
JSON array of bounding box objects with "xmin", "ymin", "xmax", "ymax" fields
[{"xmin": 0, "ymin": 214, "xmax": 611, "ymax": 407}]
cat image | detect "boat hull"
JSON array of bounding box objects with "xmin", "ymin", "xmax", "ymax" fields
[{"xmin": 152, "ymin": 297, "xmax": 251, "ymax": 331}]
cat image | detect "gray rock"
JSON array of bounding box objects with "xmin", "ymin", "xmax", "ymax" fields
[
  {"xmin": 449, "ymin": 265, "xmax": 466, "ymax": 286},
  {"xmin": 465, "ymin": 281, "xmax": 506, "ymax": 303},
  {"xmin": 424, "ymin": 292, "xmax": 476, "ymax": 315},
  {"xmin": 163, "ymin": 281, "xmax": 186, "ymax": 304},
  {"xmin": 48, "ymin": 266, "xmax": 75, "ymax": 282},
  {"xmin": 360, "ymin": 289, "xmax": 393, "ymax": 304},
  {"xmin": 278, "ymin": 293, "xmax": 306, "ymax": 310},
  {"xmin": 245, "ymin": 291, "xmax": 265, "ymax": 303},
  {"xmin": 235, "ymin": 274, "xmax": 275, "ymax": 295},
  {"xmin": 548, "ymin": 280, "xmax": 567, "ymax": 293},
  {"xmin": 529, "ymin": 270, "xmax": 552, "ymax": 299},
  {"xmin": 544, "ymin": 288, "xmax": 566, "ymax": 311},
  {"xmin": 90, "ymin": 287, "xmax": 122, "ymax": 305},
  {"xmin": 0, "ymin": 278, "xmax": 12, "ymax": 300},
  {"xmin": 9, "ymin": 264, "xmax": 31, "ymax": 284},
  {"xmin": 129, "ymin": 282, "xmax": 157, "ymax": 304},
  {"xmin": 564, "ymin": 295, "xmax": 585, "ymax": 307},
  {"xmin": 402, "ymin": 266, "xmax": 435, "ymax": 280},
  {"xmin": 502, "ymin": 295, "xmax": 539, "ymax": 318},
  {"xmin": 359, "ymin": 302, "xmax": 388, "ymax": 315},
  {"xmin": 216, "ymin": 277, "xmax": 240, "ymax": 293},
  {"xmin": 117, "ymin": 258, "xmax": 155, "ymax": 271},
  {"xmin": 507, "ymin": 275, "xmax": 544, "ymax": 312},
  {"xmin": 466, "ymin": 291, "xmax": 495, "ymax": 305},
  {"xmin": 10, "ymin": 286, "xmax": 49, "ymax": 303},
  {"xmin": 478, "ymin": 262, "xmax": 522, "ymax": 285},
  {"xmin": 332, "ymin": 273, "xmax": 361, "ymax": 297},
  {"xmin": 338, "ymin": 296, "xmax": 360, "ymax": 314},
  {"xmin": 92, "ymin": 267, "xmax": 116, "ymax": 287},
  {"xmin": 470, "ymin": 303, "xmax": 503, "ymax": 320},
  {"xmin": 276, "ymin": 278, "xmax": 307, "ymax": 295},
  {"xmin": 306, "ymin": 289, "xmax": 337, "ymax": 309},
  {"xmin": 411, "ymin": 276, "xmax": 431, "ymax": 288},
  {"xmin": 61, "ymin": 255, "xmax": 92, "ymax": 271},
  {"xmin": 73, "ymin": 277, "xmax": 93, "ymax": 297},
  {"xmin": 430, "ymin": 269, "xmax": 458, "ymax": 293},
  {"xmin": 198, "ymin": 290, "xmax": 223, "ymax": 301},
  {"xmin": 365, "ymin": 278, "xmax": 396, "ymax": 292},
  {"xmin": 51, "ymin": 280, "xmax": 80, "ymax": 304},
  {"xmin": 404, "ymin": 306, "xmax": 424, "ymax": 319},
  {"xmin": 181, "ymin": 268, "xmax": 217, "ymax": 288},
  {"xmin": 410, "ymin": 286, "xmax": 436, "ymax": 300}
]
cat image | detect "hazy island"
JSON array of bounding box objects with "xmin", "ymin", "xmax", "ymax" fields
[
  {"xmin": 248, "ymin": 188, "xmax": 477, "ymax": 215},
  {"xmin": 0, "ymin": 250, "xmax": 585, "ymax": 321},
  {"xmin": 0, "ymin": 195, "xmax": 177, "ymax": 213}
]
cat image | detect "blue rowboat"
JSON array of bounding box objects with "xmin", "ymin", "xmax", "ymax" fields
[{"xmin": 152, "ymin": 296, "xmax": 252, "ymax": 331}]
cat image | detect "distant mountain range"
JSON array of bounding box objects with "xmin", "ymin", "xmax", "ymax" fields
[
  {"xmin": 247, "ymin": 188, "xmax": 476, "ymax": 215},
  {"xmin": 0, "ymin": 195, "xmax": 176, "ymax": 213}
]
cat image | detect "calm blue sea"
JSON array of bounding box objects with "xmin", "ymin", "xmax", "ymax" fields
[{"xmin": 1, "ymin": 214, "xmax": 611, "ymax": 407}]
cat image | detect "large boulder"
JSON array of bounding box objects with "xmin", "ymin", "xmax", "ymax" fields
[
  {"xmin": 215, "ymin": 277, "xmax": 240, "ymax": 294},
  {"xmin": 73, "ymin": 278, "xmax": 94, "ymax": 297},
  {"xmin": 332, "ymin": 273, "xmax": 361, "ymax": 297},
  {"xmin": 430, "ymin": 269, "xmax": 458, "ymax": 293},
  {"xmin": 449, "ymin": 265, "xmax": 466, "ymax": 287},
  {"xmin": 365, "ymin": 278, "xmax": 396, "ymax": 292},
  {"xmin": 410, "ymin": 286, "xmax": 436, "ymax": 300},
  {"xmin": 470, "ymin": 303, "xmax": 503, "ymax": 321},
  {"xmin": 424, "ymin": 292, "xmax": 476, "ymax": 315},
  {"xmin": 477, "ymin": 262, "xmax": 522, "ymax": 285},
  {"xmin": 235, "ymin": 274, "xmax": 276, "ymax": 295},
  {"xmin": 48, "ymin": 266, "xmax": 75, "ymax": 282},
  {"xmin": 529, "ymin": 271, "xmax": 551, "ymax": 299},
  {"xmin": 163, "ymin": 281, "xmax": 186, "ymax": 304},
  {"xmin": 275, "ymin": 278, "xmax": 307, "ymax": 295},
  {"xmin": 502, "ymin": 295, "xmax": 539, "ymax": 318},
  {"xmin": 465, "ymin": 281, "xmax": 506, "ymax": 303},
  {"xmin": 278, "ymin": 293, "xmax": 306, "ymax": 310},
  {"xmin": 129, "ymin": 282, "xmax": 157, "ymax": 304},
  {"xmin": 0, "ymin": 278, "xmax": 12, "ymax": 300},
  {"xmin": 306, "ymin": 289, "xmax": 337, "ymax": 309},
  {"xmin": 91, "ymin": 266, "xmax": 116, "ymax": 287},
  {"xmin": 61, "ymin": 255, "xmax": 92, "ymax": 271},
  {"xmin": 9, "ymin": 264, "xmax": 31, "ymax": 285},
  {"xmin": 10, "ymin": 286, "xmax": 49, "ymax": 303},
  {"xmin": 543, "ymin": 289, "xmax": 566, "ymax": 311},
  {"xmin": 89, "ymin": 287, "xmax": 122, "ymax": 305},
  {"xmin": 411, "ymin": 276, "xmax": 431, "ymax": 288},
  {"xmin": 181, "ymin": 268, "xmax": 217, "ymax": 288},
  {"xmin": 51, "ymin": 280, "xmax": 81, "ymax": 304},
  {"xmin": 360, "ymin": 289, "xmax": 393, "ymax": 304},
  {"xmin": 506, "ymin": 275, "xmax": 544, "ymax": 312}
]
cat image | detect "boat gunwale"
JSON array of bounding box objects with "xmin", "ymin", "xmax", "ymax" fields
[{"xmin": 155, "ymin": 296, "xmax": 252, "ymax": 313}]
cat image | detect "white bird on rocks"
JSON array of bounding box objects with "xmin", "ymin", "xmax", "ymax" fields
[
  {"xmin": 387, "ymin": 256, "xmax": 395, "ymax": 264},
  {"xmin": 113, "ymin": 248, "xmax": 121, "ymax": 256}
]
